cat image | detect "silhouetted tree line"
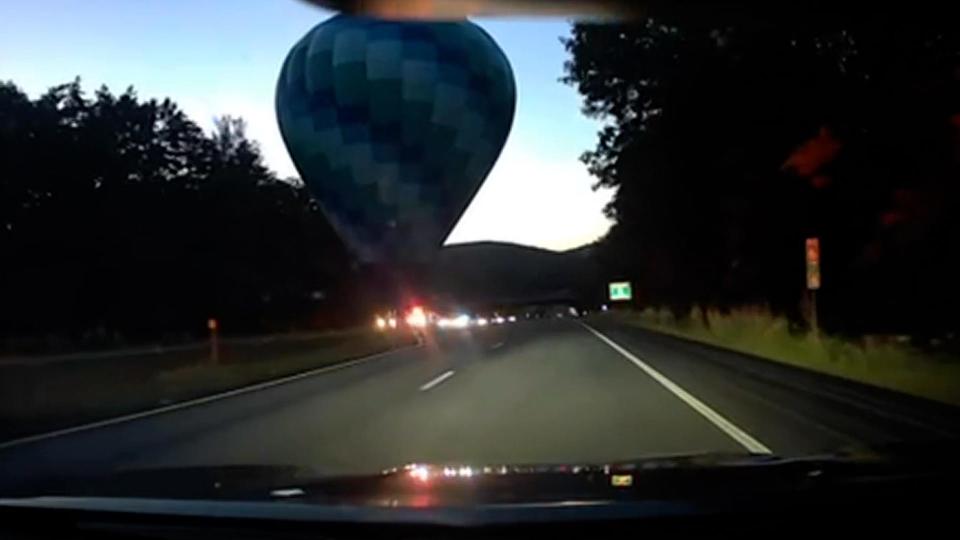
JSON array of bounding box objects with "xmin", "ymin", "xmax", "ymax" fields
[
  {"xmin": 563, "ymin": 7, "xmax": 960, "ymax": 335},
  {"xmin": 0, "ymin": 79, "xmax": 367, "ymax": 351}
]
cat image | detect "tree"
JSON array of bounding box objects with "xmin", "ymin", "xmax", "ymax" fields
[
  {"xmin": 562, "ymin": 7, "xmax": 960, "ymax": 334},
  {"xmin": 0, "ymin": 80, "xmax": 354, "ymax": 351}
]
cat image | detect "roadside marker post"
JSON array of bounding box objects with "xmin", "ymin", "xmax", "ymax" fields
[
  {"xmin": 806, "ymin": 238, "xmax": 820, "ymax": 336},
  {"xmin": 208, "ymin": 318, "xmax": 220, "ymax": 364}
]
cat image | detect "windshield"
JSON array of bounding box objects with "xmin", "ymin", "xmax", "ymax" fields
[{"xmin": 1, "ymin": 0, "xmax": 959, "ymax": 502}]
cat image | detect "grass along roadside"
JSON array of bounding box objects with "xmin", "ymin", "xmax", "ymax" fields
[
  {"xmin": 613, "ymin": 307, "xmax": 960, "ymax": 407},
  {"xmin": 0, "ymin": 328, "xmax": 413, "ymax": 442},
  {"xmin": 153, "ymin": 332, "xmax": 412, "ymax": 405}
]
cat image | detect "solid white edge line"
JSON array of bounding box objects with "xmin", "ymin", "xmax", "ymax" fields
[
  {"xmin": 419, "ymin": 370, "xmax": 455, "ymax": 391},
  {"xmin": 0, "ymin": 344, "xmax": 420, "ymax": 451},
  {"xmin": 579, "ymin": 322, "xmax": 772, "ymax": 454}
]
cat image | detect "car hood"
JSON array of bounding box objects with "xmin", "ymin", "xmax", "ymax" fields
[{"xmin": 5, "ymin": 440, "xmax": 960, "ymax": 506}]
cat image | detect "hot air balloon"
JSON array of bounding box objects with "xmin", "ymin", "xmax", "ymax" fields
[{"xmin": 276, "ymin": 15, "xmax": 516, "ymax": 262}]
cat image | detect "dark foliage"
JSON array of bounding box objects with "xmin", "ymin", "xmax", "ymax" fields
[
  {"xmin": 562, "ymin": 8, "xmax": 960, "ymax": 334},
  {"xmin": 0, "ymin": 80, "xmax": 361, "ymax": 349}
]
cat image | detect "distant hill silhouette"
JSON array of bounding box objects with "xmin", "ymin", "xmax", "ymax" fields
[{"xmin": 429, "ymin": 241, "xmax": 602, "ymax": 310}]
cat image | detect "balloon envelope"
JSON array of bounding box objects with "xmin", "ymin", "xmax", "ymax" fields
[{"xmin": 276, "ymin": 15, "xmax": 516, "ymax": 262}]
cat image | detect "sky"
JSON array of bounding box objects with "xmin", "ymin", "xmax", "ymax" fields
[{"xmin": 0, "ymin": 0, "xmax": 612, "ymax": 251}]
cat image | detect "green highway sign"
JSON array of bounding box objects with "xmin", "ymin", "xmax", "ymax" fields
[{"xmin": 608, "ymin": 281, "xmax": 633, "ymax": 301}]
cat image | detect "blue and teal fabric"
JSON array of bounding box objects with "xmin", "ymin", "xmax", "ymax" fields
[{"xmin": 276, "ymin": 15, "xmax": 516, "ymax": 262}]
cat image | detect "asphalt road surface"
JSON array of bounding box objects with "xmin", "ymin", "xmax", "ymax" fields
[{"xmin": 3, "ymin": 317, "xmax": 959, "ymax": 489}]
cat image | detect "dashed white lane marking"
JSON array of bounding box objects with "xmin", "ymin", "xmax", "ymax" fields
[
  {"xmin": 579, "ymin": 322, "xmax": 772, "ymax": 454},
  {"xmin": 491, "ymin": 342, "xmax": 505, "ymax": 349},
  {"xmin": 419, "ymin": 370, "xmax": 456, "ymax": 392}
]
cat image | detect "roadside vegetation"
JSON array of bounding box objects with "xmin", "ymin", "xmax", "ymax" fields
[
  {"xmin": 564, "ymin": 13, "xmax": 960, "ymax": 340},
  {"xmin": 0, "ymin": 79, "xmax": 363, "ymax": 351},
  {"xmin": 0, "ymin": 329, "xmax": 412, "ymax": 441},
  {"xmin": 616, "ymin": 307, "xmax": 960, "ymax": 407}
]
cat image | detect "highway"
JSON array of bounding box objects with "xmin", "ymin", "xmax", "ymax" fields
[{"xmin": 2, "ymin": 317, "xmax": 959, "ymax": 490}]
